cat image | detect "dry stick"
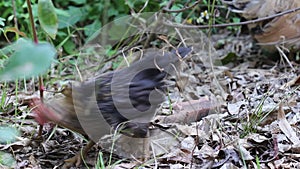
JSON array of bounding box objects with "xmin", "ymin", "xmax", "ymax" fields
[
  {"xmin": 276, "ymin": 45, "xmax": 295, "ymax": 71},
  {"xmin": 163, "ymin": 7, "xmax": 300, "ymax": 29},
  {"xmin": 11, "ymin": 0, "xmax": 18, "ymax": 30},
  {"xmin": 163, "ymin": 0, "xmax": 176, "ymax": 11},
  {"xmin": 143, "ymin": 13, "xmax": 163, "ymax": 49},
  {"xmin": 103, "ymin": 36, "xmax": 147, "ymax": 63}
]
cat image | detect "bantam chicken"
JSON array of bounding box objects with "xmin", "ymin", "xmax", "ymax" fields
[
  {"xmin": 222, "ymin": 0, "xmax": 300, "ymax": 49},
  {"xmin": 29, "ymin": 47, "xmax": 192, "ymax": 167}
]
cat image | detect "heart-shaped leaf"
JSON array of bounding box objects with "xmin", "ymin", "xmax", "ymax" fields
[
  {"xmin": 38, "ymin": 0, "xmax": 58, "ymax": 39},
  {"xmin": 0, "ymin": 151, "xmax": 16, "ymax": 168},
  {"xmin": 0, "ymin": 126, "xmax": 20, "ymax": 144},
  {"xmin": 0, "ymin": 38, "xmax": 56, "ymax": 81}
]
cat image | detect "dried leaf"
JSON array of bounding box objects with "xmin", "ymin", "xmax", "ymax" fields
[{"xmin": 278, "ymin": 103, "xmax": 300, "ymax": 145}]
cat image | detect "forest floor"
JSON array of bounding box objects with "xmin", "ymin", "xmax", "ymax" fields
[{"xmin": 1, "ymin": 28, "xmax": 300, "ymax": 169}]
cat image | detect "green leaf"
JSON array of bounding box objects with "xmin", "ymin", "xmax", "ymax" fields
[
  {"xmin": 0, "ymin": 38, "xmax": 56, "ymax": 81},
  {"xmin": 108, "ymin": 17, "xmax": 137, "ymax": 41},
  {"xmin": 38, "ymin": 0, "xmax": 58, "ymax": 39},
  {"xmin": 84, "ymin": 20, "xmax": 101, "ymax": 37},
  {"xmin": 63, "ymin": 39, "xmax": 76, "ymax": 54},
  {"xmin": 125, "ymin": 0, "xmax": 135, "ymax": 8},
  {"xmin": 58, "ymin": 7, "xmax": 84, "ymax": 29},
  {"xmin": 70, "ymin": 0, "xmax": 86, "ymax": 5},
  {"xmin": 0, "ymin": 151, "xmax": 16, "ymax": 168},
  {"xmin": 221, "ymin": 52, "xmax": 238, "ymax": 65},
  {"xmin": 232, "ymin": 17, "xmax": 241, "ymax": 23},
  {"xmin": 0, "ymin": 17, "xmax": 5, "ymax": 27},
  {"xmin": 171, "ymin": 5, "xmax": 183, "ymax": 23},
  {"xmin": 107, "ymin": 8, "xmax": 119, "ymax": 18},
  {"xmin": 0, "ymin": 126, "xmax": 20, "ymax": 144}
]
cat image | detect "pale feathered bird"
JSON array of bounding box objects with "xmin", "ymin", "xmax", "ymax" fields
[{"xmin": 29, "ymin": 47, "xmax": 192, "ymax": 167}]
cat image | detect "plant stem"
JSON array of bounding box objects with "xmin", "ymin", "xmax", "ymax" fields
[{"xmin": 26, "ymin": 0, "xmax": 44, "ymax": 136}]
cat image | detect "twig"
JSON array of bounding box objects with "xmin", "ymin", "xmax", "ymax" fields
[
  {"xmin": 276, "ymin": 45, "xmax": 295, "ymax": 71},
  {"xmin": 163, "ymin": 0, "xmax": 175, "ymax": 12},
  {"xmin": 104, "ymin": 36, "xmax": 147, "ymax": 63},
  {"xmin": 11, "ymin": 0, "xmax": 18, "ymax": 30},
  {"xmin": 163, "ymin": 7, "xmax": 300, "ymax": 29}
]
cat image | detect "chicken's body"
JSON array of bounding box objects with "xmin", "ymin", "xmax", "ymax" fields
[
  {"xmin": 222, "ymin": 0, "xmax": 300, "ymax": 48},
  {"xmin": 30, "ymin": 47, "xmax": 192, "ymax": 167}
]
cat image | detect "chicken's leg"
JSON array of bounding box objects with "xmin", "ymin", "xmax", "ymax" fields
[{"xmin": 63, "ymin": 140, "xmax": 96, "ymax": 168}]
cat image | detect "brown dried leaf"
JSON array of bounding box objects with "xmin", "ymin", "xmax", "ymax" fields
[
  {"xmin": 278, "ymin": 103, "xmax": 300, "ymax": 145},
  {"xmin": 280, "ymin": 75, "xmax": 300, "ymax": 89}
]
